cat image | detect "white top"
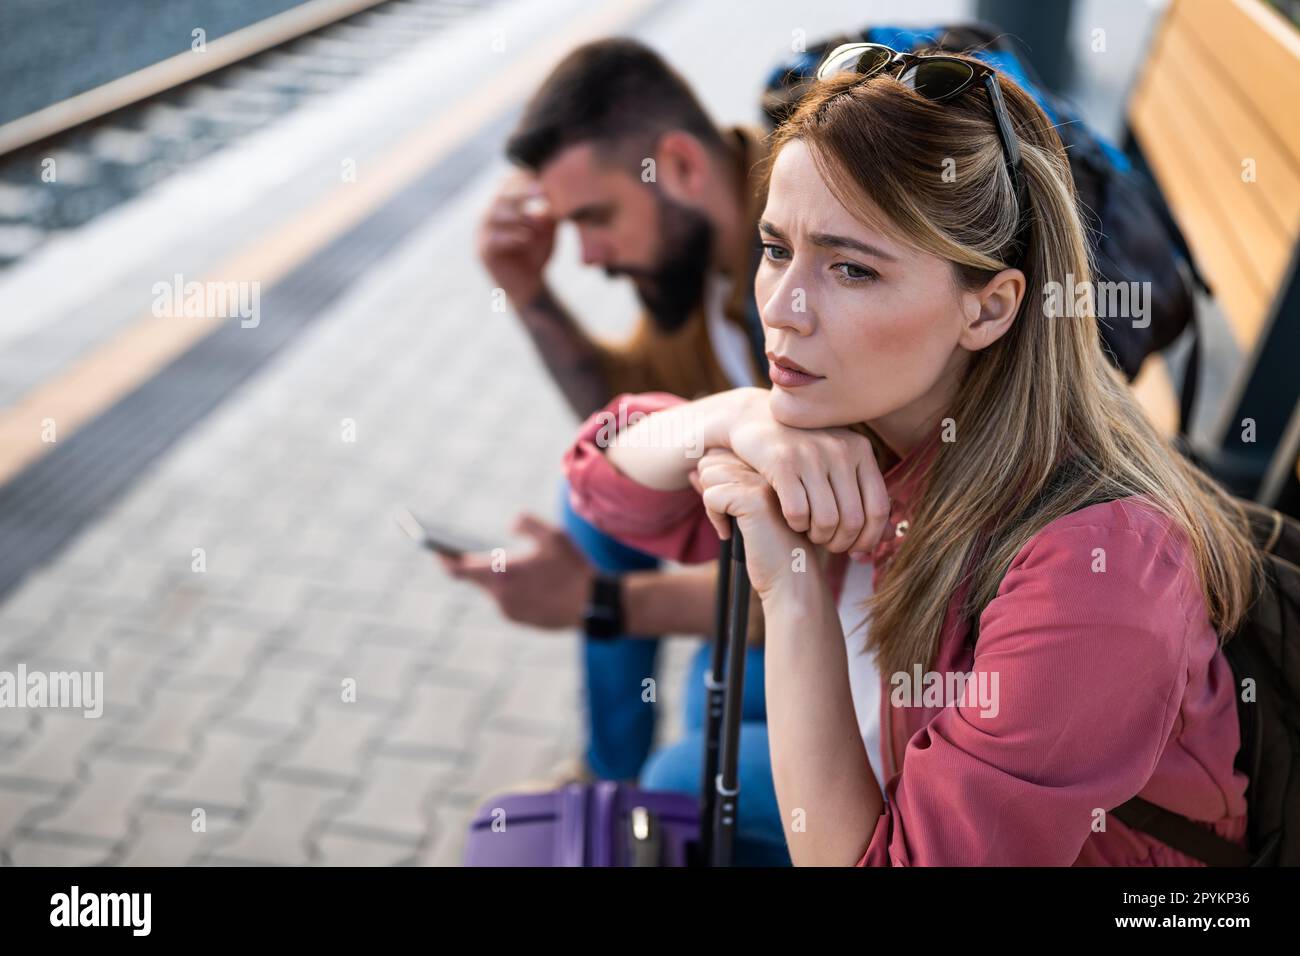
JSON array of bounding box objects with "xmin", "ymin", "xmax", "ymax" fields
[
  {"xmin": 703, "ymin": 275, "xmax": 759, "ymax": 388},
  {"xmin": 836, "ymin": 558, "xmax": 886, "ymax": 790},
  {"xmin": 705, "ymin": 275, "xmax": 883, "ymax": 781}
]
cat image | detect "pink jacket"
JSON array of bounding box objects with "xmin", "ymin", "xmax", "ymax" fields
[{"xmin": 564, "ymin": 393, "xmax": 1249, "ymax": 866}]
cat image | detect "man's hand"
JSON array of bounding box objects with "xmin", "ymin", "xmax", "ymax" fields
[
  {"xmin": 438, "ymin": 513, "xmax": 593, "ymax": 630},
  {"xmin": 477, "ymin": 171, "xmax": 557, "ymax": 307}
]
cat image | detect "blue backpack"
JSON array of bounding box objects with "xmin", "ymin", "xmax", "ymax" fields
[{"xmin": 761, "ymin": 23, "xmax": 1204, "ymax": 431}]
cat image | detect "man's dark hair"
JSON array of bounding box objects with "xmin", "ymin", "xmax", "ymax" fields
[{"xmin": 506, "ymin": 38, "xmax": 726, "ymax": 171}]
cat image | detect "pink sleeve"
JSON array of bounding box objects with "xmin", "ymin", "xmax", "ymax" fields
[
  {"xmin": 562, "ymin": 392, "xmax": 720, "ymax": 564},
  {"xmin": 857, "ymin": 506, "xmax": 1195, "ymax": 866}
]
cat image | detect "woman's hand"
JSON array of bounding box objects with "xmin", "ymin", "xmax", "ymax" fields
[
  {"xmin": 723, "ymin": 396, "xmax": 891, "ymax": 558},
  {"xmin": 692, "ymin": 449, "xmax": 815, "ymax": 600}
]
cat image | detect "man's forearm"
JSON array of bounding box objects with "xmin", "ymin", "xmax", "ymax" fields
[
  {"xmin": 516, "ymin": 285, "xmax": 612, "ymax": 419},
  {"xmin": 622, "ymin": 564, "xmax": 718, "ymax": 637}
]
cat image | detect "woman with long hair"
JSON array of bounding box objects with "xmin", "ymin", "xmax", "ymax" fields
[{"xmin": 562, "ymin": 45, "xmax": 1261, "ymax": 865}]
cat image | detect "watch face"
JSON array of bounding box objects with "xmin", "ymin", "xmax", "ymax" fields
[{"xmin": 583, "ymin": 604, "xmax": 620, "ymax": 639}]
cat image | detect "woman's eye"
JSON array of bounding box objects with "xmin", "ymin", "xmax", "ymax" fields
[
  {"xmin": 833, "ymin": 262, "xmax": 877, "ymax": 283},
  {"xmin": 761, "ymin": 243, "xmax": 790, "ymax": 262}
]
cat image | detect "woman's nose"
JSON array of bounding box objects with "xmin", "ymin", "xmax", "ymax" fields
[{"xmin": 762, "ymin": 271, "xmax": 816, "ymax": 336}]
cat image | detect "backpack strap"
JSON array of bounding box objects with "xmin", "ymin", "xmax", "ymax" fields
[{"xmin": 1111, "ymin": 797, "xmax": 1251, "ymax": 867}]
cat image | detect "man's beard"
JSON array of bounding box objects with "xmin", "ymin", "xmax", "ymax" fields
[{"xmin": 605, "ymin": 195, "xmax": 714, "ymax": 333}]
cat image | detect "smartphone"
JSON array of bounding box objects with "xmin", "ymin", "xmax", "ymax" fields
[{"xmin": 393, "ymin": 506, "xmax": 491, "ymax": 558}]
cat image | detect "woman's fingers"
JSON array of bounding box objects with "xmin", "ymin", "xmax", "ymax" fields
[
  {"xmin": 697, "ymin": 450, "xmax": 753, "ymax": 540},
  {"xmin": 826, "ymin": 460, "xmax": 865, "ymax": 553},
  {"xmin": 702, "ymin": 480, "xmax": 763, "ymax": 540},
  {"xmin": 697, "ymin": 440, "xmax": 887, "ymax": 555},
  {"xmin": 702, "ymin": 501, "xmax": 731, "ymax": 542},
  {"xmin": 851, "ymin": 457, "xmax": 892, "ymax": 556},
  {"xmin": 799, "ymin": 469, "xmax": 839, "ymax": 546},
  {"xmin": 770, "ymin": 468, "xmax": 811, "ymax": 534}
]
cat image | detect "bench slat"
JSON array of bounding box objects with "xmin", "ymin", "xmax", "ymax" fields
[
  {"xmin": 1179, "ymin": 0, "xmax": 1300, "ymax": 170},
  {"xmin": 1138, "ymin": 42, "xmax": 1294, "ymax": 298},
  {"xmin": 1159, "ymin": 22, "xmax": 1300, "ymax": 246},
  {"xmin": 1131, "ymin": 84, "xmax": 1269, "ymax": 342}
]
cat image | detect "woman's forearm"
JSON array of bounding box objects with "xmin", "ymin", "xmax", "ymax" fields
[
  {"xmin": 603, "ymin": 388, "xmax": 756, "ymax": 490},
  {"xmin": 762, "ymin": 572, "xmax": 884, "ymax": 866}
]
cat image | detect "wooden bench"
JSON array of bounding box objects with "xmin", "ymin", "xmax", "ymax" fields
[{"xmin": 1124, "ymin": 0, "xmax": 1300, "ymax": 501}]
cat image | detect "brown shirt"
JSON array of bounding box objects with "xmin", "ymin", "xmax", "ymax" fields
[{"xmin": 596, "ymin": 125, "xmax": 770, "ymax": 400}]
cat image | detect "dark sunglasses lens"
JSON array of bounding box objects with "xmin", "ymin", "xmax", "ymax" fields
[
  {"xmin": 819, "ymin": 44, "xmax": 893, "ymax": 80},
  {"xmin": 899, "ymin": 59, "xmax": 976, "ymax": 100}
]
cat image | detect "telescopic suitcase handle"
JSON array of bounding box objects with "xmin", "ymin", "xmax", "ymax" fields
[{"xmin": 699, "ymin": 517, "xmax": 750, "ymax": 867}]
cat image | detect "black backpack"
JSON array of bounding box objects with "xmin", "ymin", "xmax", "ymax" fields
[
  {"xmin": 1166, "ymin": 500, "xmax": 1300, "ymax": 867},
  {"xmin": 761, "ymin": 23, "xmax": 1203, "ymax": 425}
]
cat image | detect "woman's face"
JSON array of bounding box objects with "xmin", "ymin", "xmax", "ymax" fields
[{"xmin": 755, "ymin": 139, "xmax": 974, "ymax": 450}]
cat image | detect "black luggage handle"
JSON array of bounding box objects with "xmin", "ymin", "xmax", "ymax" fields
[{"xmin": 699, "ymin": 517, "xmax": 751, "ymax": 867}]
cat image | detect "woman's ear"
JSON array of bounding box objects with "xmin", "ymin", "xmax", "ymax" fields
[{"xmin": 958, "ymin": 268, "xmax": 1025, "ymax": 351}]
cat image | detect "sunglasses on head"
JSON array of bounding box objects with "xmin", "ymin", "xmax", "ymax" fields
[{"xmin": 816, "ymin": 42, "xmax": 1029, "ymax": 268}]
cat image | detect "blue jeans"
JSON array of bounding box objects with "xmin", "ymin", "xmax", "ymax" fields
[
  {"xmin": 561, "ymin": 486, "xmax": 791, "ymax": 866},
  {"xmin": 561, "ymin": 485, "xmax": 661, "ymax": 781}
]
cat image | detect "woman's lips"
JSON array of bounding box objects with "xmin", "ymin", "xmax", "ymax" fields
[{"xmin": 768, "ymin": 357, "xmax": 824, "ymax": 388}]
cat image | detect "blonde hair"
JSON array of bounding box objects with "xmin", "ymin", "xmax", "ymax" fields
[{"xmin": 762, "ymin": 63, "xmax": 1261, "ymax": 676}]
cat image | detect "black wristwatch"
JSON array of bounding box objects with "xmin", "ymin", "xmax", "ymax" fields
[{"xmin": 582, "ymin": 573, "xmax": 624, "ymax": 640}]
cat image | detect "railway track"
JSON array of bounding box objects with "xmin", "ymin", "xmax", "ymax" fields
[{"xmin": 0, "ymin": 0, "xmax": 501, "ymax": 271}]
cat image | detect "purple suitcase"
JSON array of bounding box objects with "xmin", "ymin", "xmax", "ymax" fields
[
  {"xmin": 463, "ymin": 523, "xmax": 752, "ymax": 867},
  {"xmin": 463, "ymin": 782, "xmax": 699, "ymax": 866}
]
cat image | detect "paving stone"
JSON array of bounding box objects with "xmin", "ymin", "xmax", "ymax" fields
[
  {"xmin": 379, "ymin": 680, "xmax": 483, "ymax": 756},
  {"xmin": 152, "ymin": 729, "xmax": 272, "ymax": 813},
  {"xmin": 0, "ymin": 786, "xmax": 60, "ymax": 838},
  {"xmin": 434, "ymin": 624, "xmax": 520, "ymax": 686},
  {"xmin": 72, "ymin": 557, "xmax": 176, "ymax": 613},
  {"xmin": 489, "ymin": 665, "xmax": 580, "ymax": 735},
  {"xmin": 7, "ymin": 838, "xmax": 111, "ymax": 866},
  {"xmin": 219, "ymin": 663, "xmax": 325, "ymax": 734},
  {"xmin": 0, "ymin": 710, "xmax": 120, "ymax": 790},
  {"xmin": 314, "ymin": 829, "xmax": 419, "ymax": 865},
  {"xmin": 110, "ymin": 683, "xmax": 224, "ymax": 758},
  {"xmin": 375, "ymin": 586, "xmax": 454, "ymax": 634},
  {"xmin": 449, "ymin": 729, "xmax": 559, "ymax": 803},
  {"xmin": 275, "ymin": 699, "xmax": 390, "ymax": 783},
  {"xmin": 417, "ymin": 803, "xmax": 474, "ymax": 867},
  {"xmin": 323, "ymin": 753, "xmax": 450, "ymax": 841},
  {"xmin": 176, "ymin": 619, "xmax": 270, "ymax": 684},
  {"xmin": 205, "ymin": 779, "xmax": 343, "ymax": 865},
  {"xmin": 18, "ymin": 607, "xmax": 122, "ymax": 663},
  {"xmin": 95, "ymin": 645, "xmax": 175, "ymax": 718},
  {"xmin": 30, "ymin": 756, "xmax": 174, "ymax": 845},
  {"xmin": 115, "ymin": 807, "xmax": 237, "ymax": 867},
  {"xmin": 231, "ymin": 572, "xmax": 317, "ymax": 619},
  {"xmin": 275, "ymin": 608, "xmax": 365, "ymax": 659},
  {"xmin": 0, "ymin": 572, "xmax": 71, "ymax": 627},
  {"xmin": 329, "ymin": 641, "xmax": 426, "ymax": 706},
  {"xmin": 0, "ymin": 616, "xmax": 44, "ymax": 657}
]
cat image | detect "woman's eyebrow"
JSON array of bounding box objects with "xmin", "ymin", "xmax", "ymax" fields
[
  {"xmin": 809, "ymin": 231, "xmax": 898, "ymax": 263},
  {"xmin": 758, "ymin": 219, "xmax": 897, "ymax": 262}
]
